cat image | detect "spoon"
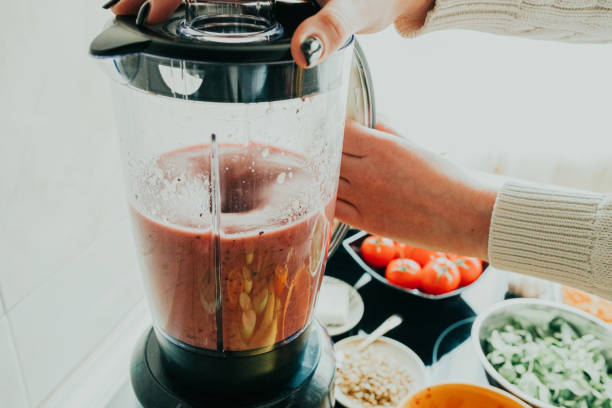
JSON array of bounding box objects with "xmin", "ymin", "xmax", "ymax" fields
[
  {"xmin": 353, "ymin": 273, "xmax": 372, "ymax": 291},
  {"xmin": 358, "ymin": 314, "xmax": 403, "ymax": 351}
]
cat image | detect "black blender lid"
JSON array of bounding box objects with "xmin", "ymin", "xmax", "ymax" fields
[
  {"xmin": 90, "ymin": 0, "xmax": 320, "ymax": 63},
  {"xmin": 89, "ymin": 1, "xmax": 359, "ymax": 103}
]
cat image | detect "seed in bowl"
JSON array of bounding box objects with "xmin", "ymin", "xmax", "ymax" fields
[{"xmin": 336, "ymin": 348, "xmax": 414, "ymax": 407}]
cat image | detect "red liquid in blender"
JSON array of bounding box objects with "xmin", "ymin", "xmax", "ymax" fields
[{"xmin": 130, "ymin": 144, "xmax": 334, "ymax": 351}]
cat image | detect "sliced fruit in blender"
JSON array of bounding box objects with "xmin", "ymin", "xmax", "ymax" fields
[
  {"xmin": 199, "ymin": 273, "xmax": 217, "ymax": 314},
  {"xmin": 250, "ymin": 315, "xmax": 278, "ymax": 349},
  {"xmin": 261, "ymin": 284, "xmax": 276, "ymax": 329},
  {"xmin": 245, "ymin": 241, "xmax": 255, "ymax": 265},
  {"xmin": 240, "ymin": 309, "xmax": 256, "ymax": 341},
  {"xmin": 253, "ymin": 282, "xmax": 269, "ymax": 314},
  {"xmin": 239, "ymin": 293, "xmax": 253, "ymax": 311},
  {"xmin": 242, "ymin": 266, "xmax": 253, "ymax": 294}
]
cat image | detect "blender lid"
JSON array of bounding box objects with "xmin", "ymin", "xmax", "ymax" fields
[
  {"xmin": 90, "ymin": 0, "xmax": 322, "ymax": 63},
  {"xmin": 90, "ymin": 0, "xmax": 360, "ymax": 102}
]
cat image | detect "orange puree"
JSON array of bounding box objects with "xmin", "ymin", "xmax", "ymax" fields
[{"xmin": 402, "ymin": 384, "xmax": 528, "ymax": 408}]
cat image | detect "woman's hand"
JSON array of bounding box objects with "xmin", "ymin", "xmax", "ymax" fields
[
  {"xmin": 291, "ymin": 0, "xmax": 433, "ymax": 67},
  {"xmin": 103, "ymin": 0, "xmax": 433, "ymax": 65},
  {"xmin": 338, "ymin": 121, "xmax": 499, "ymax": 260},
  {"xmin": 104, "ymin": 0, "xmax": 182, "ymax": 26}
]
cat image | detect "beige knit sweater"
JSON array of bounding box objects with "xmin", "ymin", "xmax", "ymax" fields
[
  {"xmin": 397, "ymin": 0, "xmax": 612, "ymax": 42},
  {"xmin": 489, "ymin": 183, "xmax": 612, "ymax": 299},
  {"xmin": 397, "ymin": 0, "xmax": 612, "ymax": 299}
]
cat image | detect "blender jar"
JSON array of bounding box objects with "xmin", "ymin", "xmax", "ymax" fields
[{"xmin": 91, "ymin": 0, "xmax": 374, "ymax": 359}]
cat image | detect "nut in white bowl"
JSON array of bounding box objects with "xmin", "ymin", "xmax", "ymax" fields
[{"xmin": 334, "ymin": 335, "xmax": 427, "ymax": 408}]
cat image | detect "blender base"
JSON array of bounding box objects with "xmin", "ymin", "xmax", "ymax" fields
[{"xmin": 130, "ymin": 321, "xmax": 335, "ymax": 408}]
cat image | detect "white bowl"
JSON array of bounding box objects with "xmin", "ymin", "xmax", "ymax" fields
[
  {"xmin": 334, "ymin": 335, "xmax": 428, "ymax": 408},
  {"xmin": 317, "ymin": 276, "xmax": 365, "ymax": 337},
  {"xmin": 472, "ymin": 298, "xmax": 612, "ymax": 408}
]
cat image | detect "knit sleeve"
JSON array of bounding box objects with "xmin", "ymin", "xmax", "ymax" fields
[
  {"xmin": 488, "ymin": 181, "xmax": 612, "ymax": 300},
  {"xmin": 396, "ymin": 0, "xmax": 612, "ymax": 43}
]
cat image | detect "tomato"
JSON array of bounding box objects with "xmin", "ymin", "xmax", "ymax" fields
[
  {"xmin": 394, "ymin": 241, "xmax": 413, "ymax": 259},
  {"xmin": 421, "ymin": 258, "xmax": 461, "ymax": 295},
  {"xmin": 455, "ymin": 257, "xmax": 483, "ymax": 286},
  {"xmin": 410, "ymin": 248, "xmax": 443, "ymax": 267},
  {"xmin": 360, "ymin": 236, "xmax": 396, "ymax": 268},
  {"xmin": 444, "ymin": 253, "xmax": 459, "ymax": 262},
  {"xmin": 385, "ymin": 259, "xmax": 422, "ymax": 289}
]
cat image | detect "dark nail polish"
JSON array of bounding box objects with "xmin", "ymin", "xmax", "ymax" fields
[
  {"xmin": 300, "ymin": 36, "xmax": 323, "ymax": 67},
  {"xmin": 102, "ymin": 0, "xmax": 120, "ymax": 9},
  {"xmin": 136, "ymin": 1, "xmax": 151, "ymax": 26}
]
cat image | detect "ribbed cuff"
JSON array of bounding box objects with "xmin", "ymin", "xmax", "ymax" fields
[
  {"xmin": 395, "ymin": 0, "xmax": 521, "ymax": 37},
  {"xmin": 488, "ymin": 181, "xmax": 611, "ymax": 298},
  {"xmin": 396, "ymin": 0, "xmax": 612, "ymax": 42}
]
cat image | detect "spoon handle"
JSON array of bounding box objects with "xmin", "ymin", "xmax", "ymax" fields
[
  {"xmin": 358, "ymin": 314, "xmax": 404, "ymax": 351},
  {"xmin": 353, "ymin": 273, "xmax": 372, "ymax": 291}
]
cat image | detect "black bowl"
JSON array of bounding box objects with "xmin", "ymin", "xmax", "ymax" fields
[{"xmin": 342, "ymin": 231, "xmax": 490, "ymax": 300}]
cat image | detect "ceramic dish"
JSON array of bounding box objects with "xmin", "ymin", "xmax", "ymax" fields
[
  {"xmin": 334, "ymin": 335, "xmax": 427, "ymax": 408},
  {"xmin": 472, "ymin": 298, "xmax": 612, "ymax": 408},
  {"xmin": 317, "ymin": 276, "xmax": 365, "ymax": 337},
  {"xmin": 399, "ymin": 383, "xmax": 530, "ymax": 408},
  {"xmin": 343, "ymin": 230, "xmax": 489, "ymax": 300}
]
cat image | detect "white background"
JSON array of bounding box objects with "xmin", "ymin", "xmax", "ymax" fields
[{"xmin": 0, "ymin": 2, "xmax": 611, "ymax": 407}]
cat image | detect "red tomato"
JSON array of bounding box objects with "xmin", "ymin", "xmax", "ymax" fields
[
  {"xmin": 421, "ymin": 258, "xmax": 461, "ymax": 295},
  {"xmin": 360, "ymin": 236, "xmax": 396, "ymax": 269},
  {"xmin": 394, "ymin": 241, "xmax": 413, "ymax": 259},
  {"xmin": 411, "ymin": 248, "xmax": 443, "ymax": 267},
  {"xmin": 444, "ymin": 253, "xmax": 459, "ymax": 262},
  {"xmin": 385, "ymin": 259, "xmax": 422, "ymax": 289},
  {"xmin": 455, "ymin": 257, "xmax": 483, "ymax": 286}
]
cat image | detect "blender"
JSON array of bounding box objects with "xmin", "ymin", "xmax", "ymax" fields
[{"xmin": 90, "ymin": 1, "xmax": 374, "ymax": 406}]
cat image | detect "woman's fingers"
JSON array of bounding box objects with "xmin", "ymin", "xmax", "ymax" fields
[
  {"xmin": 109, "ymin": 0, "xmax": 145, "ymax": 15},
  {"xmin": 291, "ymin": 0, "xmax": 366, "ymax": 68},
  {"xmin": 109, "ymin": 0, "xmax": 182, "ymax": 26},
  {"xmin": 147, "ymin": 0, "xmax": 182, "ymax": 25},
  {"xmin": 342, "ymin": 120, "xmax": 380, "ymax": 157},
  {"xmin": 335, "ymin": 197, "xmax": 362, "ymax": 224}
]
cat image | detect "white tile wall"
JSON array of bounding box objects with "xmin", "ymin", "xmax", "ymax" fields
[
  {"xmin": 1, "ymin": 1, "xmax": 147, "ymax": 405},
  {"xmin": 0, "ymin": 317, "xmax": 29, "ymax": 408},
  {"xmin": 9, "ymin": 223, "xmax": 142, "ymax": 406},
  {"xmin": 0, "ymin": 290, "xmax": 5, "ymax": 317},
  {"xmin": 0, "ymin": 0, "xmax": 122, "ymax": 310},
  {"xmin": 357, "ymin": 30, "xmax": 612, "ymax": 190}
]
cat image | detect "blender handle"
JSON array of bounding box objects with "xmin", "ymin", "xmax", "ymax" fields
[
  {"xmin": 328, "ymin": 39, "xmax": 376, "ymax": 257},
  {"xmin": 353, "ymin": 40, "xmax": 377, "ymax": 130}
]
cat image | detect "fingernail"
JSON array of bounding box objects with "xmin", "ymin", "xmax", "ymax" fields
[
  {"xmin": 102, "ymin": 0, "xmax": 120, "ymax": 9},
  {"xmin": 300, "ymin": 36, "xmax": 323, "ymax": 67},
  {"xmin": 136, "ymin": 1, "xmax": 151, "ymax": 26}
]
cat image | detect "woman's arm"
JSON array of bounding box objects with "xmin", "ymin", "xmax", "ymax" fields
[
  {"xmin": 398, "ymin": 0, "xmax": 612, "ymax": 42},
  {"xmin": 339, "ymin": 121, "xmax": 612, "ymax": 300}
]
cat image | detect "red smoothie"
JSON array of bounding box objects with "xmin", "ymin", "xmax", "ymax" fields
[{"xmin": 129, "ymin": 144, "xmax": 334, "ymax": 351}]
